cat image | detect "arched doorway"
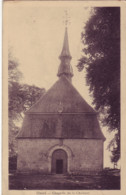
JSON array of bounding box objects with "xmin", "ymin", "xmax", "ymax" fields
[{"xmin": 51, "ymin": 149, "xmax": 67, "ymax": 174}]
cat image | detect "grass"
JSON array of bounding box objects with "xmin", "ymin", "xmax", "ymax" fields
[{"xmin": 9, "ymin": 169, "xmax": 120, "ymax": 190}]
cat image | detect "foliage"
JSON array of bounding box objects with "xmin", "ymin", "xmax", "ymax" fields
[
  {"xmin": 9, "ymin": 82, "xmax": 45, "ymax": 121},
  {"xmin": 8, "ymin": 58, "xmax": 22, "ymax": 85},
  {"xmin": 77, "ymin": 7, "xmax": 120, "ymax": 163},
  {"xmin": 8, "ymin": 55, "xmax": 45, "ymax": 156}
]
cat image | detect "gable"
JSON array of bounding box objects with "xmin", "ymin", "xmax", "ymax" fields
[{"xmin": 27, "ymin": 76, "xmax": 95, "ymax": 114}]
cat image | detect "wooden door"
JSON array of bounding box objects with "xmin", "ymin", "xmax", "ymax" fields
[{"xmin": 51, "ymin": 149, "xmax": 67, "ymax": 174}]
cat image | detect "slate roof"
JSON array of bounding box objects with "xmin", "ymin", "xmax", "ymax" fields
[
  {"xmin": 17, "ymin": 113, "xmax": 105, "ymax": 140},
  {"xmin": 27, "ymin": 75, "xmax": 95, "ymax": 114},
  {"xmin": 17, "ymin": 76, "xmax": 105, "ymax": 140}
]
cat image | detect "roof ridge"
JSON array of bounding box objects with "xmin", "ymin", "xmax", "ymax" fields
[{"xmin": 27, "ymin": 76, "xmax": 95, "ymax": 114}]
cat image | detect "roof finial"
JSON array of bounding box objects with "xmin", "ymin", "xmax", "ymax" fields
[{"xmin": 63, "ymin": 10, "xmax": 71, "ymax": 28}]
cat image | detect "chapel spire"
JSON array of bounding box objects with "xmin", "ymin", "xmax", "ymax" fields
[
  {"xmin": 60, "ymin": 27, "xmax": 71, "ymax": 58},
  {"xmin": 57, "ymin": 27, "xmax": 73, "ymax": 82}
]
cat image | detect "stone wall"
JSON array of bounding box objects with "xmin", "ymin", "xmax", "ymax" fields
[{"xmin": 17, "ymin": 138, "xmax": 103, "ymax": 174}]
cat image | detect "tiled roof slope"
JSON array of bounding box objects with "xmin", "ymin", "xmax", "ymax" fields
[
  {"xmin": 17, "ymin": 76, "xmax": 105, "ymax": 140},
  {"xmin": 27, "ymin": 76, "xmax": 95, "ymax": 113},
  {"xmin": 17, "ymin": 113, "xmax": 105, "ymax": 140}
]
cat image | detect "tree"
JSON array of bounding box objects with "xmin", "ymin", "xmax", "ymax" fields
[
  {"xmin": 8, "ymin": 56, "xmax": 22, "ymax": 85},
  {"xmin": 77, "ymin": 7, "xmax": 120, "ymax": 163},
  {"xmin": 8, "ymin": 54, "xmax": 45, "ymax": 156}
]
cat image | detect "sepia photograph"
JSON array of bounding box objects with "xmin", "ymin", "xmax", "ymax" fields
[{"xmin": 2, "ymin": 0, "xmax": 123, "ymax": 193}]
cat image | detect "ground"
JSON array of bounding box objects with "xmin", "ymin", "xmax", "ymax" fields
[
  {"xmin": 9, "ymin": 156, "xmax": 120, "ymax": 190},
  {"xmin": 9, "ymin": 170, "xmax": 120, "ymax": 190}
]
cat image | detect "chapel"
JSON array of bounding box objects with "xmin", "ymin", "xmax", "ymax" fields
[{"xmin": 17, "ymin": 27, "xmax": 105, "ymax": 174}]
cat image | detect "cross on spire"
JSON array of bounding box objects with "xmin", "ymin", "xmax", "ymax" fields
[{"xmin": 63, "ymin": 10, "xmax": 71, "ymax": 28}]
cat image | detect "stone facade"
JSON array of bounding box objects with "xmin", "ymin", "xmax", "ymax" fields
[{"xmin": 17, "ymin": 138, "xmax": 103, "ymax": 174}]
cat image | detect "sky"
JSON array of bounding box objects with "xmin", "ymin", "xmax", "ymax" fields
[
  {"xmin": 6, "ymin": 1, "xmax": 117, "ymax": 168},
  {"xmin": 7, "ymin": 3, "xmax": 91, "ymax": 102}
]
